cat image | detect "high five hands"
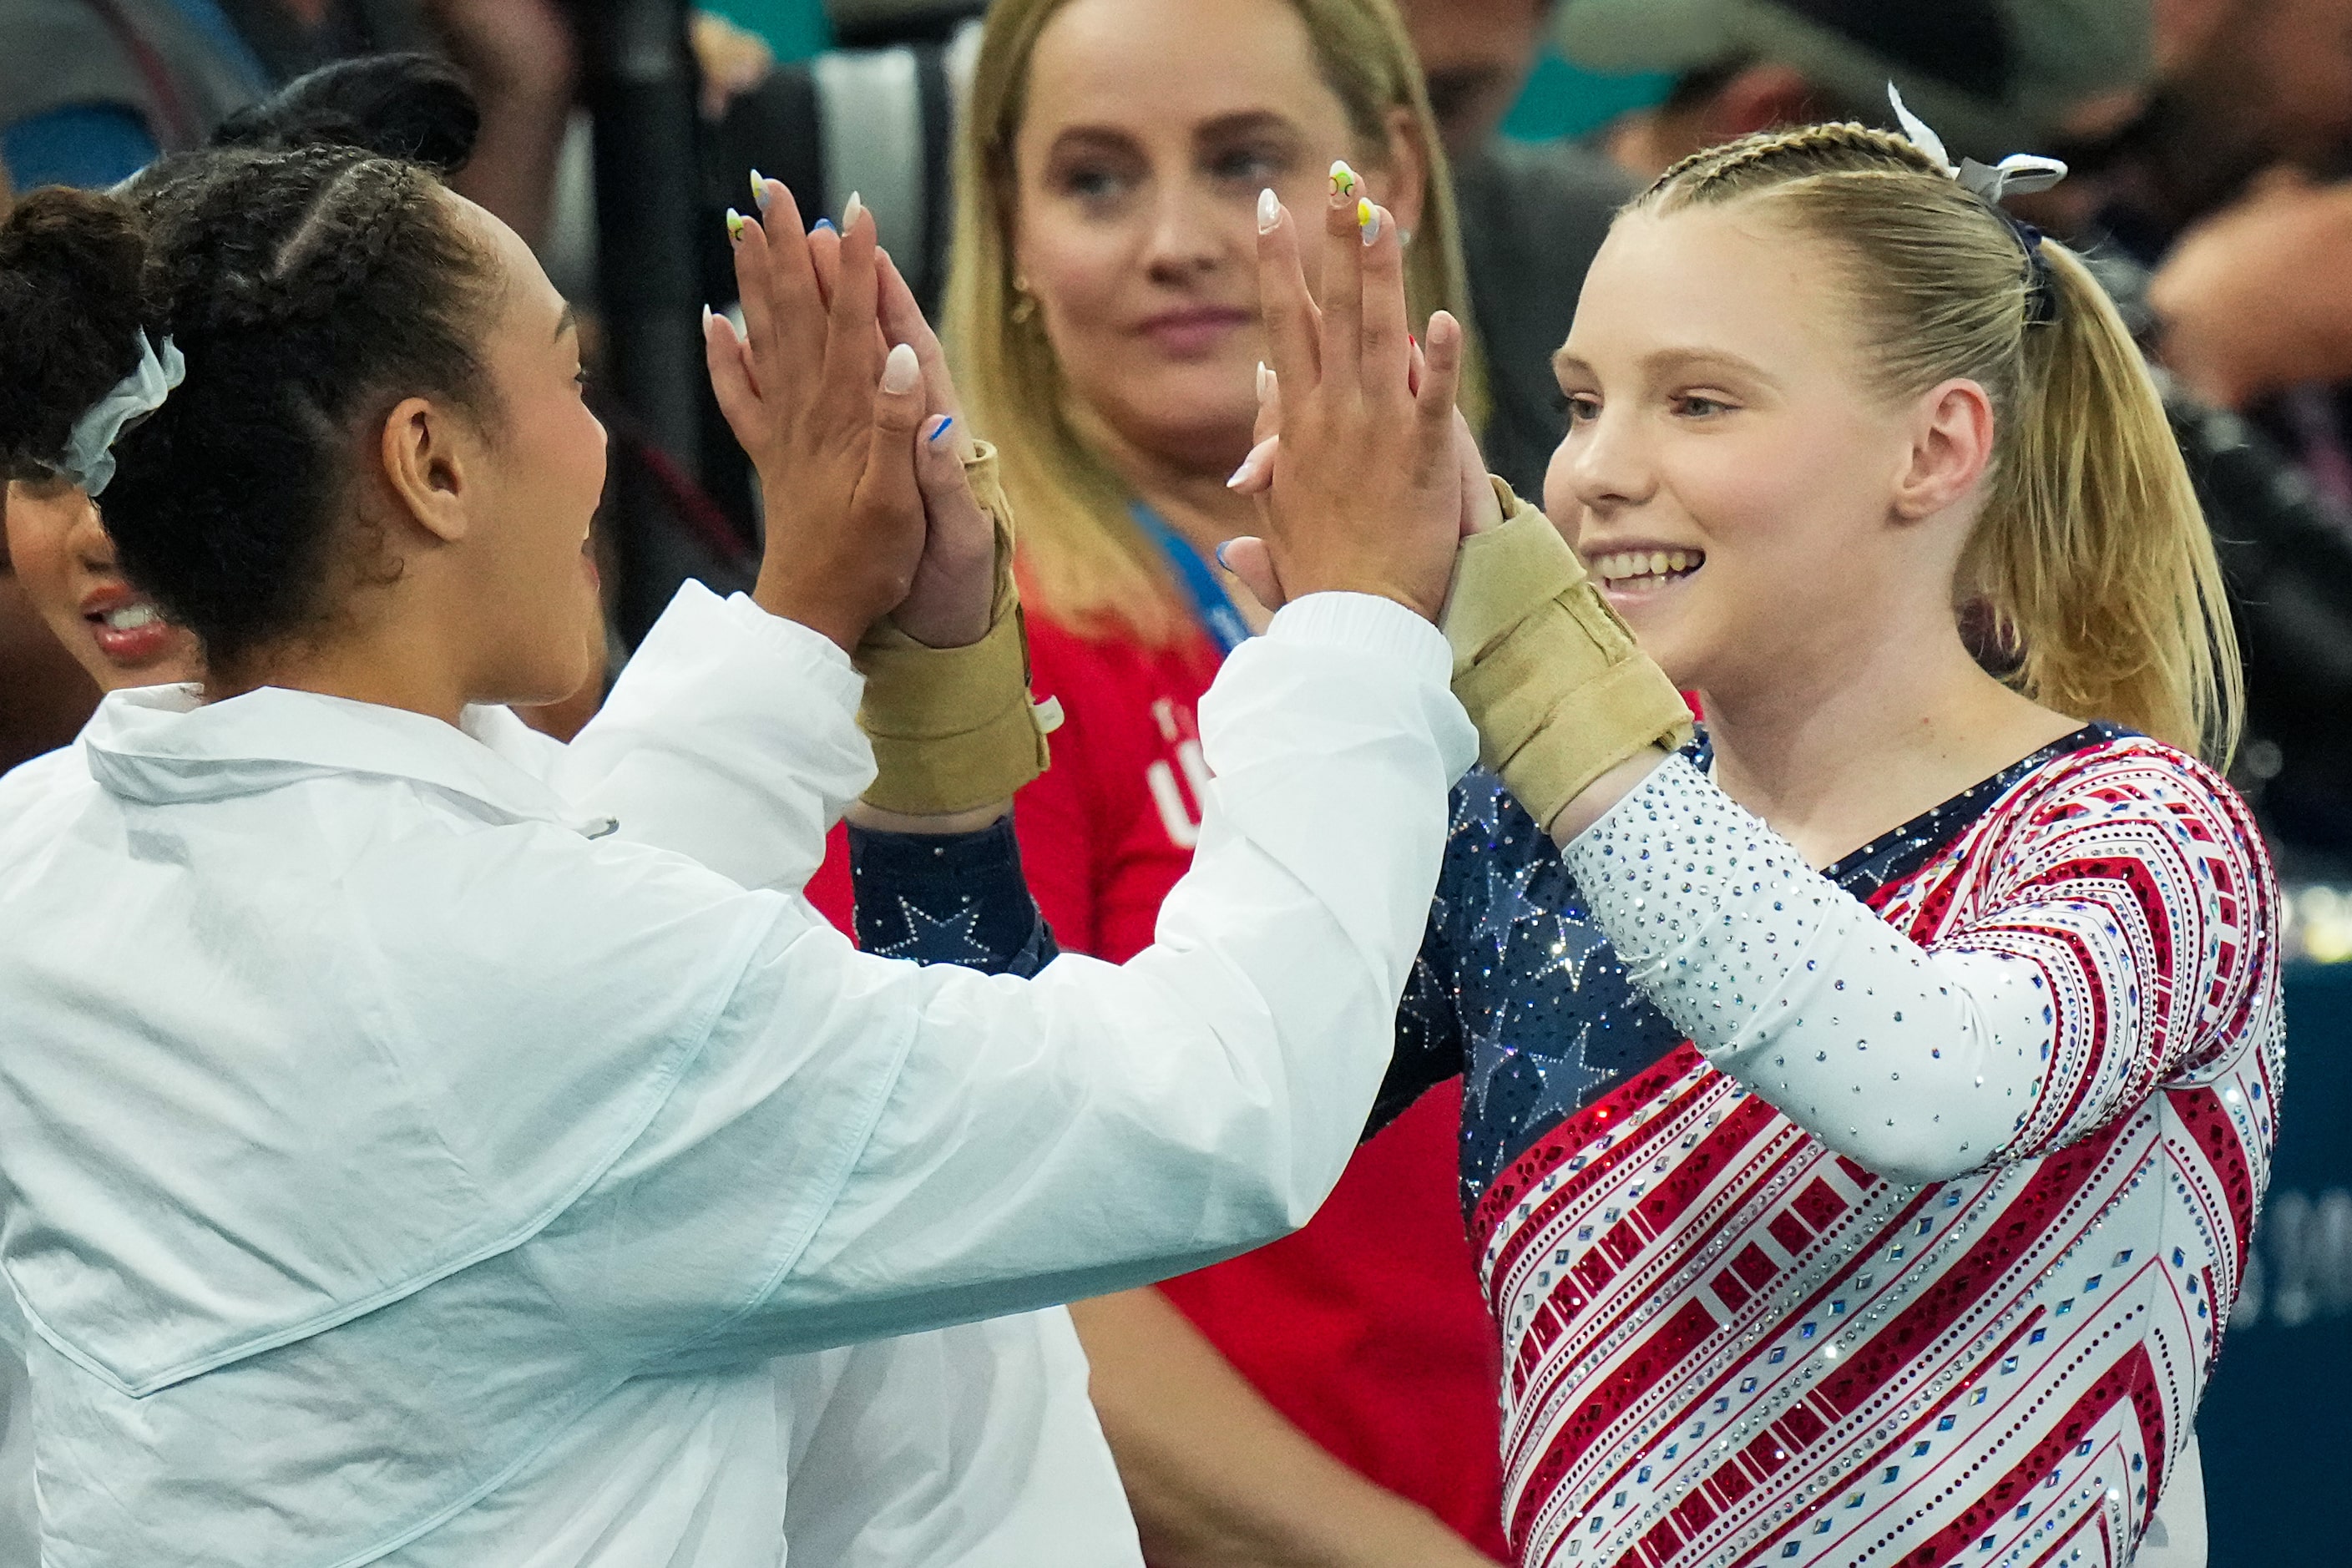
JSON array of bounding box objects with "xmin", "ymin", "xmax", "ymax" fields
[
  {"xmin": 705, "ymin": 180, "xmax": 994, "ymax": 653},
  {"xmin": 1217, "ymin": 163, "xmax": 1502, "ymax": 619}
]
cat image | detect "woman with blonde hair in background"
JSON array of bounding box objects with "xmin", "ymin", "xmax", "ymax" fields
[{"xmin": 812, "ymin": 0, "xmax": 1511, "ymax": 1560}]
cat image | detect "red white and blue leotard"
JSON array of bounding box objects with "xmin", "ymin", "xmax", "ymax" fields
[{"xmin": 1376, "ymin": 725, "xmax": 2282, "ymax": 1568}]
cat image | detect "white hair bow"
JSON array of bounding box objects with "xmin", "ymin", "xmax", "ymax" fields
[
  {"xmin": 61, "ymin": 331, "xmax": 185, "ymax": 498},
  {"xmin": 1887, "ymin": 84, "xmax": 2068, "ymax": 204}
]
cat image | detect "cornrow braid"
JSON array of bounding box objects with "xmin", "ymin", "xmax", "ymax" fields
[{"xmin": 1648, "ymin": 119, "xmax": 1945, "ymax": 200}]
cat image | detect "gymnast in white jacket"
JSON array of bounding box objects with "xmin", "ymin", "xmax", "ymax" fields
[
  {"xmin": 0, "ymin": 93, "xmax": 1507, "ymax": 1568},
  {"xmin": 0, "ymin": 56, "xmax": 1139, "ymax": 1568},
  {"xmin": 0, "ymin": 478, "xmax": 1136, "ymax": 1567}
]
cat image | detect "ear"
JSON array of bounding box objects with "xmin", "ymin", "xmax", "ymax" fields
[
  {"xmin": 377, "ymin": 395, "xmax": 476, "ymax": 546},
  {"xmin": 1893, "ymin": 378, "xmax": 1996, "ymax": 521},
  {"xmin": 1705, "ymin": 63, "xmax": 1825, "ymax": 140},
  {"xmin": 1374, "ymin": 107, "xmax": 1431, "ymax": 243}
]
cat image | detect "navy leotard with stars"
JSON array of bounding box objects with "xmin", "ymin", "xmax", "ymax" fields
[{"xmin": 1374, "ymin": 727, "xmax": 2119, "ymax": 1213}]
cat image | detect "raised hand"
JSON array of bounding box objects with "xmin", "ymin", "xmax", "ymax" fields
[
  {"xmin": 878, "ymin": 250, "xmax": 995, "ymax": 649},
  {"xmin": 1222, "ymin": 166, "xmax": 1466, "ymax": 622},
  {"xmin": 784, "ymin": 194, "xmax": 994, "ymax": 650},
  {"xmin": 704, "ymin": 181, "xmax": 928, "ymax": 652}
]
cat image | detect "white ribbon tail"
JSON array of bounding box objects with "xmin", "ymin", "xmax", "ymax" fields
[{"xmin": 1886, "ymin": 84, "xmax": 1953, "ymax": 174}]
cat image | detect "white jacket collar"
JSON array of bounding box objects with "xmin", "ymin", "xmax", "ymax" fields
[{"xmin": 80, "ymin": 685, "xmax": 614, "ymax": 836}]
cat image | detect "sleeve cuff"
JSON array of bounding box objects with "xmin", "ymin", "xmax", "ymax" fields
[
  {"xmin": 1267, "ymin": 591, "xmax": 1451, "ymax": 685},
  {"xmin": 670, "ymin": 582, "xmax": 865, "ymax": 711},
  {"xmin": 1563, "ymin": 751, "xmax": 1706, "ymax": 870}
]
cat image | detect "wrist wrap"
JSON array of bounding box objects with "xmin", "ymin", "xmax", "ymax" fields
[
  {"xmin": 1439, "ymin": 478, "xmax": 1692, "ymax": 830},
  {"xmin": 854, "ymin": 442, "xmax": 1059, "ymax": 815}
]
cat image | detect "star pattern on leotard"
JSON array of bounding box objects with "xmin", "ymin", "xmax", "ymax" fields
[
  {"xmin": 873, "ymin": 898, "xmax": 996, "ymax": 966},
  {"xmin": 1538, "ymin": 912, "xmax": 1609, "ymax": 994},
  {"xmin": 1471, "ymin": 857, "xmax": 1549, "ymax": 959},
  {"xmin": 1464, "ymin": 1002, "xmax": 1517, "ymax": 1110}
]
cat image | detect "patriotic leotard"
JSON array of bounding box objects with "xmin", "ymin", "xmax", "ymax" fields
[{"xmin": 1375, "ymin": 726, "xmax": 2282, "ymax": 1568}]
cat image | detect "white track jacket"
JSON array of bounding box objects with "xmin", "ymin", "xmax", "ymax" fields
[{"xmin": 0, "ymin": 584, "xmax": 1472, "ymax": 1567}]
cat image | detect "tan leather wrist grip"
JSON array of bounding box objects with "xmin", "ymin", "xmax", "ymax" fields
[
  {"xmin": 853, "ymin": 442, "xmax": 1058, "ymax": 816},
  {"xmin": 1439, "ymin": 478, "xmax": 1692, "ymax": 830}
]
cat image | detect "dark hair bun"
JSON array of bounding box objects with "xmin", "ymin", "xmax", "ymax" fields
[
  {"xmin": 0, "ymin": 188, "xmax": 148, "ymax": 479},
  {"xmin": 211, "ymin": 53, "xmax": 481, "ymax": 175}
]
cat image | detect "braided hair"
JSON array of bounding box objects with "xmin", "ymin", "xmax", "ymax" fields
[
  {"xmin": 0, "ymin": 55, "xmax": 500, "ymax": 673},
  {"xmin": 1626, "ymin": 121, "xmax": 2242, "ymax": 766}
]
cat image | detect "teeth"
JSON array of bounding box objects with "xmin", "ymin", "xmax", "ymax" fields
[
  {"xmin": 1593, "ymin": 550, "xmax": 1702, "ymax": 584},
  {"xmin": 103, "ymin": 604, "xmax": 159, "ymax": 631}
]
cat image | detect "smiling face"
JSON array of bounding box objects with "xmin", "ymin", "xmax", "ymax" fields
[
  {"xmin": 1010, "ymin": 0, "xmax": 1414, "ymax": 473},
  {"xmin": 3, "ymin": 473, "xmax": 200, "ymax": 690},
  {"xmin": 1545, "ymin": 205, "xmax": 1978, "ymax": 706}
]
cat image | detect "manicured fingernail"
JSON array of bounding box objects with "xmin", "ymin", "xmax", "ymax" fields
[
  {"xmin": 726, "ymin": 208, "xmax": 746, "ymax": 242},
  {"xmin": 1214, "ymin": 542, "xmax": 1233, "ymax": 569},
  {"xmin": 1358, "ymin": 200, "xmax": 1381, "ymax": 245},
  {"xmin": 1409, "ymin": 332, "xmax": 1419, "ymax": 352},
  {"xmin": 882, "ymin": 341, "xmax": 920, "ymax": 394},
  {"xmin": 928, "ymin": 415, "xmax": 955, "ymax": 443},
  {"xmin": 1257, "ymin": 361, "xmax": 1274, "ymax": 402},
  {"xmin": 1257, "ymin": 187, "xmax": 1281, "ymax": 234},
  {"xmin": 843, "ymin": 191, "xmax": 865, "ymax": 231},
  {"xmin": 812, "ymin": 218, "xmax": 835, "ymax": 235},
  {"xmin": 701, "ymin": 303, "xmax": 716, "ymax": 331},
  {"xmin": 1330, "ymin": 160, "xmax": 1358, "ymax": 204},
  {"xmin": 751, "ymin": 169, "xmax": 770, "ymax": 210}
]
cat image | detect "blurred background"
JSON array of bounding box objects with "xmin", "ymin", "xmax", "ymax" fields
[{"xmin": 2, "ymin": 2, "xmax": 2347, "ymax": 1560}]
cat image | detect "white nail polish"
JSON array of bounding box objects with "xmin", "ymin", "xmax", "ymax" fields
[
  {"xmin": 701, "ymin": 304, "xmax": 716, "ymax": 331},
  {"xmin": 843, "ymin": 191, "xmax": 866, "ymax": 231},
  {"xmin": 1226, "ymin": 459, "xmax": 1255, "ymax": 489},
  {"xmin": 1257, "ymin": 187, "xmax": 1280, "ymax": 235},
  {"xmin": 881, "ymin": 341, "xmax": 921, "ymax": 394},
  {"xmin": 1257, "ymin": 362, "xmax": 1274, "ymax": 401}
]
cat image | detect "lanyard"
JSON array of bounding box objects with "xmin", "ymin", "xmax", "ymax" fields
[{"xmin": 1130, "ymin": 503, "xmax": 1253, "ymax": 658}]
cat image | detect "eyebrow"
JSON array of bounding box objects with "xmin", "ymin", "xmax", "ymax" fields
[
  {"xmin": 1552, "ymin": 345, "xmax": 1771, "ymax": 383},
  {"xmin": 554, "ymin": 301, "xmax": 578, "ymax": 343},
  {"xmin": 1045, "ymin": 109, "xmax": 1296, "ymax": 157},
  {"xmin": 1193, "ymin": 109, "xmax": 1297, "ymax": 142}
]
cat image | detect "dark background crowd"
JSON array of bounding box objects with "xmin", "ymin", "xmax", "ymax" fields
[{"xmin": 3, "ymin": 1, "xmax": 2349, "ymax": 1561}]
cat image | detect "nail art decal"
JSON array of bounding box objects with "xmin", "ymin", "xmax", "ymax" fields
[
  {"xmin": 928, "ymin": 416, "xmax": 955, "ymax": 443},
  {"xmin": 726, "ymin": 208, "xmax": 746, "ymax": 242},
  {"xmin": 1257, "ymin": 187, "xmax": 1281, "ymax": 233},
  {"xmin": 1330, "ymin": 160, "xmax": 1358, "ymax": 201},
  {"xmin": 1358, "ymin": 200, "xmax": 1381, "ymax": 245},
  {"xmin": 750, "ymin": 169, "xmax": 770, "ymax": 211}
]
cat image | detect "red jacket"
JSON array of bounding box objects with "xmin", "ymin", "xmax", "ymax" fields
[{"xmin": 808, "ymin": 608, "xmax": 1507, "ymax": 1557}]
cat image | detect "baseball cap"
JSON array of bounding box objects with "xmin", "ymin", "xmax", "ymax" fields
[{"xmin": 1554, "ymin": 0, "xmax": 2150, "ymax": 157}]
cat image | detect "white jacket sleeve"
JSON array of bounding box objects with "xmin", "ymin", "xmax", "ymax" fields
[
  {"xmin": 544, "ymin": 581, "xmax": 874, "ymax": 892},
  {"xmin": 516, "ymin": 591, "xmax": 1477, "ymax": 1359},
  {"xmin": 1563, "ymin": 751, "xmax": 2273, "ymax": 1186}
]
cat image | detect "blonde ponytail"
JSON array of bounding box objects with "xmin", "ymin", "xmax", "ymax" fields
[
  {"xmin": 1644, "ymin": 124, "xmax": 2242, "ymax": 765},
  {"xmin": 1970, "ymin": 244, "xmax": 2241, "ymax": 762}
]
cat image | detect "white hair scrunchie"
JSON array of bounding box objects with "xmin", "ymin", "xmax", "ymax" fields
[{"xmin": 60, "ymin": 331, "xmax": 185, "ymax": 497}]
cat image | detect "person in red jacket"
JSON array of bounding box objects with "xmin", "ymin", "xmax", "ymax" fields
[{"xmin": 807, "ymin": 0, "xmax": 1511, "ymax": 1560}]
